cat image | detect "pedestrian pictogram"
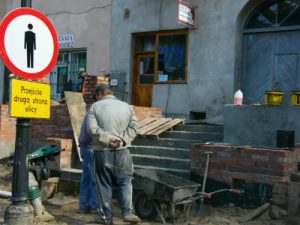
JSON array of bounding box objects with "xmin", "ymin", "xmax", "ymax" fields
[
  {"xmin": 0, "ymin": 8, "xmax": 59, "ymax": 80},
  {"xmin": 25, "ymin": 23, "xmax": 36, "ymax": 68}
]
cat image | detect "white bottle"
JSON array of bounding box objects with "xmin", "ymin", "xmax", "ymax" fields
[{"xmin": 233, "ymin": 90, "xmax": 243, "ymax": 105}]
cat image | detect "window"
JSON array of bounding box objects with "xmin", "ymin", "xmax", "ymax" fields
[
  {"xmin": 245, "ymin": 0, "xmax": 300, "ymax": 29},
  {"xmin": 135, "ymin": 30, "xmax": 188, "ymax": 83},
  {"xmin": 158, "ymin": 34, "xmax": 187, "ymax": 82},
  {"xmin": 49, "ymin": 50, "xmax": 86, "ymax": 100}
]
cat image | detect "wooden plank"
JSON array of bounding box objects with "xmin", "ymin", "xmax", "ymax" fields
[
  {"xmin": 238, "ymin": 203, "xmax": 270, "ymax": 222},
  {"xmin": 138, "ymin": 118, "xmax": 169, "ymax": 135},
  {"xmin": 65, "ymin": 91, "xmax": 87, "ymax": 161},
  {"xmin": 150, "ymin": 118, "xmax": 185, "ymax": 136},
  {"xmin": 138, "ymin": 118, "xmax": 157, "ymax": 129},
  {"xmin": 288, "ymin": 182, "xmax": 300, "ymax": 216},
  {"xmin": 138, "ymin": 118, "xmax": 171, "ymax": 135}
]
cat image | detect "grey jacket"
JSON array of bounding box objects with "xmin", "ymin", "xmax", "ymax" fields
[{"xmin": 86, "ymin": 95, "xmax": 138, "ymax": 151}]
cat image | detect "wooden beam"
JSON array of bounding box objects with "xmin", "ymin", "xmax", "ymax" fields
[
  {"xmin": 138, "ymin": 118, "xmax": 171, "ymax": 135},
  {"xmin": 138, "ymin": 118, "xmax": 157, "ymax": 129},
  {"xmin": 238, "ymin": 203, "xmax": 270, "ymax": 222},
  {"xmin": 149, "ymin": 118, "xmax": 185, "ymax": 136}
]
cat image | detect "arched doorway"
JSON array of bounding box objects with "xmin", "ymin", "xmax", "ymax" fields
[{"xmin": 241, "ymin": 0, "xmax": 300, "ymax": 104}]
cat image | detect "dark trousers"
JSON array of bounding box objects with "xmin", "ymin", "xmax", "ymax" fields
[{"xmin": 94, "ymin": 149, "xmax": 133, "ymax": 223}]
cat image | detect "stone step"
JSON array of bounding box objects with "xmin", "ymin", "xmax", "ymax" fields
[
  {"xmin": 174, "ymin": 124, "xmax": 224, "ymax": 133},
  {"xmin": 60, "ymin": 168, "xmax": 82, "ymax": 181},
  {"xmin": 159, "ymin": 131, "xmax": 223, "ymax": 142},
  {"xmin": 129, "ymin": 145, "xmax": 190, "ymax": 159},
  {"xmin": 133, "ymin": 137, "xmax": 203, "ymax": 149},
  {"xmin": 132, "ymin": 154, "xmax": 190, "ymax": 171}
]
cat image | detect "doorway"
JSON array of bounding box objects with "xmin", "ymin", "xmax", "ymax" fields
[{"xmin": 240, "ymin": 0, "xmax": 300, "ymax": 105}]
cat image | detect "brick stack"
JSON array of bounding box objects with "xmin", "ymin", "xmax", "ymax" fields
[
  {"xmin": 46, "ymin": 138, "xmax": 73, "ymax": 169},
  {"xmin": 83, "ymin": 75, "xmax": 109, "ymax": 105},
  {"xmin": 133, "ymin": 106, "xmax": 162, "ymax": 121},
  {"xmin": 191, "ymin": 143, "xmax": 300, "ymax": 184}
]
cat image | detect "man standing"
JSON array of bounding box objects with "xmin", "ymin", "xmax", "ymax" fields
[
  {"xmin": 87, "ymin": 84, "xmax": 140, "ymax": 225},
  {"xmin": 78, "ymin": 112, "xmax": 100, "ymax": 213}
]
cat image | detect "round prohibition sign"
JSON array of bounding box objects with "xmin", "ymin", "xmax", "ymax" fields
[{"xmin": 0, "ymin": 8, "xmax": 59, "ymax": 80}]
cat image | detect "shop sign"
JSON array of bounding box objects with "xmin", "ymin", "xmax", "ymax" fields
[
  {"xmin": 178, "ymin": 1, "xmax": 195, "ymax": 27},
  {"xmin": 59, "ymin": 34, "xmax": 74, "ymax": 48}
]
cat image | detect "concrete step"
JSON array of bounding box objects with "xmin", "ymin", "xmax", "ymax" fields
[
  {"xmin": 60, "ymin": 168, "xmax": 82, "ymax": 181},
  {"xmin": 159, "ymin": 131, "xmax": 223, "ymax": 142},
  {"xmin": 132, "ymin": 154, "xmax": 190, "ymax": 171},
  {"xmin": 132, "ymin": 137, "xmax": 203, "ymax": 149},
  {"xmin": 174, "ymin": 124, "xmax": 224, "ymax": 133},
  {"xmin": 129, "ymin": 145, "xmax": 190, "ymax": 159}
]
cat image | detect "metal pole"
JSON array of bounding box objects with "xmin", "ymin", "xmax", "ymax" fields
[
  {"xmin": 11, "ymin": 119, "xmax": 31, "ymax": 203},
  {"xmin": 198, "ymin": 151, "xmax": 213, "ymax": 215},
  {"xmin": 4, "ymin": 1, "xmax": 34, "ymax": 224}
]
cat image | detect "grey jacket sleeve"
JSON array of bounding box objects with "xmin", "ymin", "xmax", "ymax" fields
[
  {"xmin": 86, "ymin": 105, "xmax": 112, "ymax": 147},
  {"xmin": 120, "ymin": 106, "xmax": 138, "ymax": 146}
]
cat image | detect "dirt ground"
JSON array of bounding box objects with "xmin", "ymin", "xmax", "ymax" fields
[{"xmin": 0, "ymin": 161, "xmax": 291, "ymax": 225}]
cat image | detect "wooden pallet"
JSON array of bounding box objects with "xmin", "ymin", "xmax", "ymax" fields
[{"xmin": 138, "ymin": 117, "xmax": 185, "ymax": 137}]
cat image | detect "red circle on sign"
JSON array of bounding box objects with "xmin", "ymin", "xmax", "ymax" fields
[{"xmin": 0, "ymin": 8, "xmax": 59, "ymax": 80}]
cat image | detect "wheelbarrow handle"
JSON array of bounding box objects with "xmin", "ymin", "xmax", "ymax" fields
[{"xmin": 228, "ymin": 189, "xmax": 244, "ymax": 195}]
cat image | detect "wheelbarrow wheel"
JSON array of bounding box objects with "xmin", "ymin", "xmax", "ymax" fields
[{"xmin": 134, "ymin": 192, "xmax": 158, "ymax": 221}]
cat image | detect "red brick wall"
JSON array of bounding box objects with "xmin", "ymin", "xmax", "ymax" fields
[
  {"xmin": 191, "ymin": 143, "xmax": 300, "ymax": 184},
  {"xmin": 31, "ymin": 104, "xmax": 73, "ymax": 139},
  {"xmin": 0, "ymin": 104, "xmax": 16, "ymax": 141}
]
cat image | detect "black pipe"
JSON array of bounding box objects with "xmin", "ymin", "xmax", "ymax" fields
[
  {"xmin": 11, "ymin": 119, "xmax": 31, "ymax": 203},
  {"xmin": 21, "ymin": 0, "xmax": 32, "ymax": 7}
]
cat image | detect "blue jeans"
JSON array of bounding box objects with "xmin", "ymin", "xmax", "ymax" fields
[
  {"xmin": 94, "ymin": 149, "xmax": 133, "ymax": 223},
  {"xmin": 79, "ymin": 146, "xmax": 100, "ymax": 211}
]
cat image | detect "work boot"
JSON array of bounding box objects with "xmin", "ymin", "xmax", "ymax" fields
[
  {"xmin": 31, "ymin": 197, "xmax": 55, "ymax": 222},
  {"xmin": 35, "ymin": 210, "xmax": 55, "ymax": 222},
  {"xmin": 122, "ymin": 212, "xmax": 141, "ymax": 223}
]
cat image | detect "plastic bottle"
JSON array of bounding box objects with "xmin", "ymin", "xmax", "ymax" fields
[{"xmin": 233, "ymin": 90, "xmax": 243, "ymax": 105}]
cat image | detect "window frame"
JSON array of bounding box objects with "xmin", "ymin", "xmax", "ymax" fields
[
  {"xmin": 50, "ymin": 48, "xmax": 87, "ymax": 100},
  {"xmin": 134, "ymin": 29, "xmax": 189, "ymax": 84}
]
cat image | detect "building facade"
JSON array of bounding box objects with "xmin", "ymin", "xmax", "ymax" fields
[
  {"xmin": 1, "ymin": 0, "xmax": 300, "ymax": 125},
  {"xmin": 111, "ymin": 0, "xmax": 300, "ymax": 124}
]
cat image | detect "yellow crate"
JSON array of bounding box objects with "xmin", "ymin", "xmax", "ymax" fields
[
  {"xmin": 265, "ymin": 91, "xmax": 283, "ymax": 105},
  {"xmin": 291, "ymin": 92, "xmax": 300, "ymax": 106}
]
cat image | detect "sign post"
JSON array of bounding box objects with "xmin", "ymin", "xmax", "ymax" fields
[{"xmin": 0, "ymin": 1, "xmax": 58, "ymax": 224}]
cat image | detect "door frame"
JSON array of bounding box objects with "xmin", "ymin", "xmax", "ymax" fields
[{"xmin": 132, "ymin": 52, "xmax": 155, "ymax": 106}]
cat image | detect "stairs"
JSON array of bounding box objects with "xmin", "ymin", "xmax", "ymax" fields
[
  {"xmin": 60, "ymin": 123, "xmax": 224, "ymax": 183},
  {"xmin": 130, "ymin": 123, "xmax": 224, "ymax": 178}
]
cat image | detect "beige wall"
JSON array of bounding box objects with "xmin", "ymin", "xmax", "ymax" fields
[{"xmin": 33, "ymin": 0, "xmax": 111, "ymax": 75}]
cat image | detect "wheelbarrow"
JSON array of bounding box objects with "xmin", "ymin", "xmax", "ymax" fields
[{"xmin": 133, "ymin": 169, "xmax": 243, "ymax": 224}]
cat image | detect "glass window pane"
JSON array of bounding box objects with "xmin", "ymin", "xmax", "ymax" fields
[
  {"xmin": 157, "ymin": 34, "xmax": 186, "ymax": 81},
  {"xmin": 139, "ymin": 57, "xmax": 154, "ymax": 84},
  {"xmin": 136, "ymin": 36, "xmax": 155, "ymax": 52},
  {"xmin": 280, "ymin": 1, "xmax": 300, "ymax": 26},
  {"xmin": 245, "ymin": 0, "xmax": 300, "ymax": 29},
  {"xmin": 50, "ymin": 51, "xmax": 87, "ymax": 100}
]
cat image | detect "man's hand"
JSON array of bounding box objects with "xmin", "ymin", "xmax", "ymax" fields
[{"xmin": 109, "ymin": 137, "xmax": 124, "ymax": 149}]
